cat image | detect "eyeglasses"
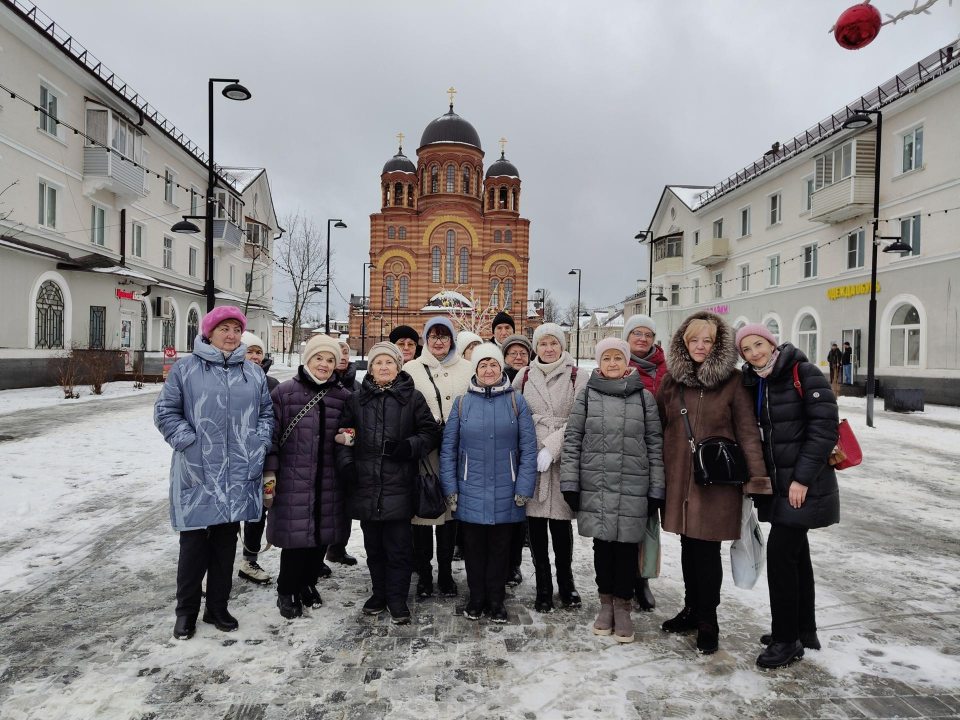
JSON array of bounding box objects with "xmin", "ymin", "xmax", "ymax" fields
[
  {"xmin": 629, "ymin": 330, "xmax": 655, "ymax": 340},
  {"xmin": 426, "ymin": 334, "xmax": 451, "ymax": 344},
  {"xmin": 506, "ymin": 351, "xmax": 528, "ymax": 359}
]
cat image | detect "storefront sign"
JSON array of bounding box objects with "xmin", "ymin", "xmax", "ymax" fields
[
  {"xmin": 827, "ymin": 282, "xmax": 880, "ymax": 300},
  {"xmin": 705, "ymin": 304, "xmax": 729, "ymax": 315},
  {"xmin": 116, "ymin": 288, "xmax": 144, "ymax": 301}
]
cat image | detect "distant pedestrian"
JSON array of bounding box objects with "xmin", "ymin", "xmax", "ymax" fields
[
  {"xmin": 738, "ymin": 324, "xmax": 840, "ymax": 669},
  {"xmin": 827, "ymin": 342, "xmax": 842, "ymax": 387},
  {"xmin": 841, "ymin": 342, "xmax": 853, "ymax": 385},
  {"xmin": 335, "ymin": 339, "xmax": 361, "ymax": 393},
  {"xmin": 389, "ymin": 325, "xmax": 422, "ymax": 362},
  {"xmin": 560, "ymin": 338, "xmax": 664, "ymax": 643},
  {"xmin": 334, "ymin": 342, "xmax": 442, "ymax": 624},
  {"xmin": 440, "ymin": 344, "xmax": 537, "ymax": 622},
  {"xmin": 657, "ymin": 311, "xmax": 770, "ymax": 655},
  {"xmin": 514, "ymin": 323, "xmax": 589, "ymax": 612},
  {"xmin": 265, "ymin": 335, "xmax": 353, "ymax": 619},
  {"xmin": 155, "ymin": 306, "xmax": 274, "ymax": 641}
]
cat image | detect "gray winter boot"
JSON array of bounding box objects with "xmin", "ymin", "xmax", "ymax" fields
[
  {"xmin": 614, "ymin": 597, "xmax": 635, "ymax": 643},
  {"xmin": 593, "ymin": 593, "xmax": 614, "ymax": 636}
]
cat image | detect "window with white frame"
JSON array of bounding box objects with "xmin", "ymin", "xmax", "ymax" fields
[
  {"xmin": 38, "ymin": 180, "xmax": 58, "ymax": 229},
  {"xmin": 765, "ymin": 317, "xmax": 780, "ymax": 343},
  {"xmin": 693, "ymin": 229, "xmax": 700, "ymax": 246},
  {"xmin": 190, "ymin": 187, "xmax": 200, "ymax": 216},
  {"xmin": 815, "ymin": 141, "xmax": 853, "ymax": 190},
  {"xmin": 39, "ymin": 84, "xmax": 59, "ymax": 136},
  {"xmin": 432, "ymin": 247, "xmax": 441, "ymax": 282},
  {"xmin": 228, "ymin": 264, "xmax": 235, "ymax": 289},
  {"xmin": 164, "ymin": 169, "xmax": 177, "ymax": 204},
  {"xmin": 769, "ymin": 192, "xmax": 781, "ymax": 225},
  {"xmin": 132, "ymin": 223, "xmax": 144, "ymax": 257},
  {"xmin": 802, "ymin": 175, "xmax": 814, "ymax": 212},
  {"xmin": 713, "ymin": 271, "xmax": 723, "ymax": 299},
  {"xmin": 802, "ymin": 244, "xmax": 818, "ymax": 278},
  {"xmin": 901, "ymin": 126, "xmax": 923, "ymax": 173},
  {"xmin": 713, "ymin": 218, "xmax": 724, "ymax": 238},
  {"xmin": 670, "ymin": 284, "xmax": 680, "ymax": 306},
  {"xmin": 740, "ymin": 264, "xmax": 750, "ymax": 293},
  {"xmin": 90, "ymin": 204, "xmax": 106, "ymax": 246},
  {"xmin": 163, "ymin": 236, "xmax": 174, "ymax": 269},
  {"xmin": 739, "ymin": 207, "xmax": 750, "ymax": 237},
  {"xmin": 798, "ymin": 314, "xmax": 818, "ymax": 362},
  {"xmin": 899, "ymin": 214, "xmax": 921, "ymax": 257},
  {"xmin": 693, "ymin": 278, "xmax": 700, "ymax": 304},
  {"xmin": 111, "ymin": 116, "xmax": 141, "ymax": 161},
  {"xmin": 847, "ymin": 229, "xmax": 865, "ymax": 269},
  {"xmin": 245, "ymin": 272, "xmax": 253, "ymax": 292},
  {"xmin": 769, "ymin": 255, "xmax": 781, "ymax": 287},
  {"xmin": 889, "ymin": 304, "xmax": 920, "ymax": 367},
  {"xmin": 188, "ymin": 247, "xmax": 198, "ymax": 277},
  {"xmin": 215, "ymin": 190, "xmax": 227, "ymax": 219}
]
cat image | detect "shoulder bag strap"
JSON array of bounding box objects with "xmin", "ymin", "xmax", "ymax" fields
[
  {"xmin": 792, "ymin": 363, "xmax": 803, "ymax": 398},
  {"xmin": 279, "ymin": 389, "xmax": 328, "ymax": 447},
  {"xmin": 422, "ymin": 364, "xmax": 444, "ymax": 419},
  {"xmin": 511, "ymin": 391, "xmax": 518, "ymax": 418},
  {"xmin": 521, "ymin": 366, "xmax": 530, "ymax": 392},
  {"xmin": 570, "ymin": 366, "xmax": 578, "ymax": 385},
  {"xmin": 678, "ymin": 385, "xmax": 696, "ymax": 454}
]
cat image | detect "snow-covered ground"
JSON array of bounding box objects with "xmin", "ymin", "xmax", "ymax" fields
[
  {"xmin": 0, "ymin": 376, "xmax": 958, "ymax": 719},
  {"xmin": 0, "ymin": 380, "xmax": 161, "ymax": 416}
]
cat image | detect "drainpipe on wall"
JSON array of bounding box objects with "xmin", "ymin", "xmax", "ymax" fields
[{"xmin": 119, "ymin": 208, "xmax": 126, "ymax": 265}]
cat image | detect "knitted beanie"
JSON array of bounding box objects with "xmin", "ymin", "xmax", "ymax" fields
[
  {"xmin": 502, "ymin": 333, "xmax": 533, "ymax": 358},
  {"xmin": 471, "ymin": 343, "xmax": 505, "ymax": 375},
  {"xmin": 735, "ymin": 323, "xmax": 779, "ymax": 359},
  {"xmin": 201, "ymin": 306, "xmax": 246, "ymax": 338},
  {"xmin": 596, "ymin": 337, "xmax": 631, "ymax": 365},
  {"xmin": 240, "ymin": 331, "xmax": 264, "ymax": 351},
  {"xmin": 532, "ymin": 323, "xmax": 566, "ymax": 352},
  {"xmin": 303, "ymin": 334, "xmax": 342, "ymax": 366},
  {"xmin": 368, "ymin": 340, "xmax": 404, "ymax": 369},
  {"xmin": 623, "ymin": 314, "xmax": 657, "ymax": 339},
  {"xmin": 388, "ymin": 325, "xmax": 420, "ymax": 345},
  {"xmin": 337, "ymin": 339, "xmax": 351, "ymax": 352},
  {"xmin": 456, "ymin": 331, "xmax": 483, "ymax": 357},
  {"xmin": 490, "ymin": 311, "xmax": 515, "ymax": 332}
]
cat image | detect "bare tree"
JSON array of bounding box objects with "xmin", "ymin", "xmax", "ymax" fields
[
  {"xmin": 241, "ymin": 239, "xmax": 269, "ymax": 317},
  {"xmin": 0, "ymin": 180, "xmax": 17, "ymax": 222},
  {"xmin": 538, "ymin": 288, "xmax": 561, "ymax": 324},
  {"xmin": 273, "ymin": 211, "xmax": 330, "ymax": 357},
  {"xmin": 562, "ymin": 298, "xmax": 587, "ymax": 327}
]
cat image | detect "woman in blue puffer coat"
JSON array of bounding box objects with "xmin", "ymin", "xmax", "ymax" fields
[
  {"xmin": 154, "ymin": 306, "xmax": 274, "ymax": 641},
  {"xmin": 440, "ymin": 344, "xmax": 537, "ymax": 623}
]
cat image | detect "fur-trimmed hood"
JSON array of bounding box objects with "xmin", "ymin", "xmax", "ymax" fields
[{"xmin": 666, "ymin": 310, "xmax": 737, "ymax": 389}]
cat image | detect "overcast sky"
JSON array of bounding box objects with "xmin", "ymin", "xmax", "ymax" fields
[{"xmin": 33, "ymin": 0, "xmax": 958, "ymax": 317}]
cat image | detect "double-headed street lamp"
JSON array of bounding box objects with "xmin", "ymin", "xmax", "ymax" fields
[
  {"xmin": 361, "ymin": 262, "xmax": 375, "ymax": 361},
  {"xmin": 325, "ymin": 219, "xmax": 347, "ymax": 334},
  {"xmin": 841, "ymin": 110, "xmax": 913, "ymax": 428},
  {"xmin": 569, "ymin": 268, "xmax": 582, "ymax": 366},
  {"xmin": 170, "ymin": 78, "xmax": 251, "ymax": 312}
]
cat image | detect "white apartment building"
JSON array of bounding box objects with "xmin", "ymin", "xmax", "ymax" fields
[
  {"xmin": 0, "ymin": 1, "xmax": 279, "ymax": 388},
  {"xmin": 577, "ymin": 307, "xmax": 625, "ymax": 360},
  {"xmin": 645, "ymin": 45, "xmax": 960, "ymax": 404}
]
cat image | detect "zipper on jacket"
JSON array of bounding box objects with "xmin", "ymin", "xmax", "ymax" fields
[{"xmin": 764, "ymin": 385, "xmax": 779, "ymax": 492}]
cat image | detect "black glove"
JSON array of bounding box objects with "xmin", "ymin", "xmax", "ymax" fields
[
  {"xmin": 647, "ymin": 497, "xmax": 664, "ymax": 517},
  {"xmin": 562, "ymin": 491, "xmax": 580, "ymax": 512},
  {"xmin": 390, "ymin": 438, "xmax": 414, "ymax": 460},
  {"xmin": 342, "ymin": 463, "xmax": 358, "ymax": 485}
]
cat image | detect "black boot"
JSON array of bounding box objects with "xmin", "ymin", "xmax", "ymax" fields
[
  {"xmin": 696, "ymin": 620, "xmax": 719, "ymax": 655},
  {"xmin": 300, "ymin": 585, "xmax": 322, "ymax": 609},
  {"xmin": 417, "ymin": 575, "xmax": 434, "ymax": 598},
  {"xmin": 760, "ymin": 630, "xmax": 821, "ymax": 650},
  {"xmin": 757, "ymin": 640, "xmax": 804, "ymax": 669},
  {"xmin": 634, "ymin": 577, "xmax": 656, "ymax": 611},
  {"xmin": 464, "ymin": 597, "xmax": 484, "ymax": 620},
  {"xmin": 557, "ymin": 579, "xmax": 581, "ymax": 608},
  {"xmin": 318, "ymin": 562, "xmax": 332, "ymax": 579},
  {"xmin": 277, "ymin": 593, "xmax": 303, "ymax": 619},
  {"xmin": 202, "ymin": 607, "xmax": 239, "ymax": 632},
  {"xmin": 487, "ymin": 601, "xmax": 508, "ymax": 624},
  {"xmin": 437, "ymin": 571, "xmax": 458, "ymax": 597},
  {"xmin": 534, "ymin": 582, "xmax": 554, "ymax": 613},
  {"xmin": 173, "ymin": 614, "xmax": 197, "ymax": 640},
  {"xmin": 661, "ymin": 606, "xmax": 698, "ymax": 633},
  {"xmin": 326, "ymin": 545, "xmax": 358, "ymax": 566},
  {"xmin": 506, "ymin": 566, "xmax": 523, "ymax": 588},
  {"xmin": 452, "ymin": 545, "xmax": 463, "ymax": 561},
  {"xmin": 388, "ymin": 603, "xmax": 411, "ymax": 625},
  {"xmin": 362, "ymin": 595, "xmax": 386, "ymax": 615}
]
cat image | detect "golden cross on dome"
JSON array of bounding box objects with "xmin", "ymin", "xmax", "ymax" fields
[
  {"xmin": 499, "ymin": 137, "xmax": 507, "ymax": 154},
  {"xmin": 396, "ymin": 132, "xmax": 405, "ymax": 150},
  {"xmin": 447, "ymin": 86, "xmax": 457, "ymax": 106}
]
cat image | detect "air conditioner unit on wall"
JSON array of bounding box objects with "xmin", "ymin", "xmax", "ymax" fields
[{"xmin": 156, "ymin": 296, "xmax": 173, "ymax": 319}]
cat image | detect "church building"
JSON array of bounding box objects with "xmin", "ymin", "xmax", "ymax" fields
[{"xmin": 348, "ymin": 90, "xmax": 536, "ymax": 350}]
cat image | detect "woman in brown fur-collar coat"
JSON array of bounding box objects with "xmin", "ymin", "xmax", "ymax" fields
[{"xmin": 656, "ymin": 310, "xmax": 771, "ymax": 655}]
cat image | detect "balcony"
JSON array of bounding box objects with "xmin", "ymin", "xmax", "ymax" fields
[
  {"xmin": 692, "ymin": 237, "xmax": 729, "ymax": 266},
  {"xmin": 82, "ymin": 146, "xmax": 146, "ymax": 199},
  {"xmin": 653, "ymin": 256, "xmax": 683, "ymax": 275},
  {"xmin": 810, "ymin": 175, "xmax": 874, "ymax": 224},
  {"xmin": 213, "ymin": 219, "xmax": 242, "ymax": 249}
]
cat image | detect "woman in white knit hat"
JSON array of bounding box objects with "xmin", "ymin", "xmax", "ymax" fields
[
  {"xmin": 513, "ymin": 322, "xmax": 589, "ymax": 612},
  {"xmin": 456, "ymin": 331, "xmax": 483, "ymax": 362}
]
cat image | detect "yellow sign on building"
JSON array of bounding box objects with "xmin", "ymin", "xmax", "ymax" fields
[{"xmin": 827, "ymin": 281, "xmax": 881, "ymax": 300}]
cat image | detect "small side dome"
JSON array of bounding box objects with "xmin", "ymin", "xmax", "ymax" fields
[
  {"xmin": 485, "ymin": 152, "xmax": 519, "ymax": 179},
  {"xmin": 382, "ymin": 149, "xmax": 416, "ymax": 174}
]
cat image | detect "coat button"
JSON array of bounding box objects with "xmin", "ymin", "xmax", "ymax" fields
[
  {"xmin": 444, "ymin": 373, "xmax": 448, "ymax": 377},
  {"xmin": 446, "ymin": 395, "xmax": 451, "ymax": 400}
]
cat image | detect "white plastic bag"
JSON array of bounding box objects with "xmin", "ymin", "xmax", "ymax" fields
[{"xmin": 730, "ymin": 497, "xmax": 766, "ymax": 590}]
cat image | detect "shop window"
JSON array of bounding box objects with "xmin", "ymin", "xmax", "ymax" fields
[
  {"xmin": 35, "ymin": 280, "xmax": 65, "ymax": 349},
  {"xmin": 798, "ymin": 314, "xmax": 818, "ymax": 362},
  {"xmin": 890, "ymin": 304, "xmax": 920, "ymax": 367}
]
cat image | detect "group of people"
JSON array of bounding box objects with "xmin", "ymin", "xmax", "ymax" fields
[{"xmin": 155, "ymin": 303, "xmax": 840, "ymax": 670}]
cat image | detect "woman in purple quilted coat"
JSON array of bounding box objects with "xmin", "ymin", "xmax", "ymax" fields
[{"xmin": 264, "ymin": 335, "xmax": 352, "ymax": 619}]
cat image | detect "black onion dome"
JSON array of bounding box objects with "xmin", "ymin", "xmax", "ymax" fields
[
  {"xmin": 382, "ymin": 150, "xmax": 416, "ymax": 174},
  {"xmin": 419, "ymin": 107, "xmax": 482, "ymax": 150},
  {"xmin": 485, "ymin": 152, "xmax": 519, "ymax": 179}
]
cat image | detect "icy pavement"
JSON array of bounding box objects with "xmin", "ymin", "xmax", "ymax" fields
[{"xmin": 1, "ymin": 384, "xmax": 959, "ymax": 719}]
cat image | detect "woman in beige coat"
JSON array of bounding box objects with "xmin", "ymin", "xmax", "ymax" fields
[
  {"xmin": 514, "ymin": 323, "xmax": 589, "ymax": 612},
  {"xmin": 404, "ymin": 317, "xmax": 473, "ymax": 598}
]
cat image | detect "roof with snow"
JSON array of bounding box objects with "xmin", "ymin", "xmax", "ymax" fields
[
  {"xmin": 220, "ymin": 167, "xmax": 265, "ymax": 193},
  {"xmin": 667, "ymin": 186, "xmax": 711, "ymax": 211},
  {"xmin": 424, "ymin": 290, "xmax": 474, "ymax": 309}
]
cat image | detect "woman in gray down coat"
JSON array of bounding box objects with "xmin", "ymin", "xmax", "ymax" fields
[
  {"xmin": 264, "ymin": 335, "xmax": 353, "ymax": 620},
  {"xmin": 154, "ymin": 306, "xmax": 274, "ymax": 641},
  {"xmin": 560, "ymin": 338, "xmax": 664, "ymax": 643},
  {"xmin": 513, "ymin": 323, "xmax": 589, "ymax": 612}
]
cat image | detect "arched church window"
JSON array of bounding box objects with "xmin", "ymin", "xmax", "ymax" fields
[
  {"xmin": 505, "ymin": 230, "xmax": 512, "ymax": 244},
  {"xmin": 431, "ymin": 166, "xmax": 438, "ymax": 194},
  {"xmin": 462, "ymin": 166, "xmax": 470, "ymax": 194},
  {"xmin": 490, "ymin": 278, "xmax": 500, "ymax": 308},
  {"xmin": 446, "ymin": 165, "xmax": 455, "ymax": 193},
  {"xmin": 394, "ymin": 182, "xmax": 403, "ymax": 206},
  {"xmin": 499, "ymin": 186, "xmax": 508, "ymax": 209},
  {"xmin": 476, "ymin": 167, "xmax": 482, "ymax": 197},
  {"xmin": 432, "ymin": 247, "xmax": 441, "ymax": 283},
  {"xmin": 398, "ymin": 227, "xmax": 406, "ymax": 240},
  {"xmin": 504, "ymin": 278, "xmax": 514, "ymax": 308},
  {"xmin": 459, "ymin": 247, "xmax": 469, "ymax": 283},
  {"xmin": 513, "ymin": 188, "xmax": 518, "ymax": 212},
  {"xmin": 407, "ymin": 184, "xmax": 414, "ymax": 208},
  {"xmin": 35, "ymin": 280, "xmax": 64, "ymax": 349},
  {"xmin": 387, "ymin": 226, "xmax": 396, "ymax": 239},
  {"xmin": 399, "ymin": 276, "xmax": 409, "ymax": 308},
  {"xmin": 383, "ymin": 184, "xmax": 390, "ymax": 207},
  {"xmin": 385, "ymin": 276, "xmax": 395, "ymax": 307},
  {"xmin": 445, "ymin": 230, "xmax": 455, "ymax": 283},
  {"xmin": 488, "ymin": 187, "xmax": 495, "ymax": 210},
  {"xmin": 494, "ymin": 230, "xmax": 502, "ymax": 244}
]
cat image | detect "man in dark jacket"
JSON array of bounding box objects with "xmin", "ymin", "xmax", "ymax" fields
[
  {"xmin": 827, "ymin": 343, "xmax": 842, "ymax": 385},
  {"xmin": 841, "ymin": 342, "xmax": 853, "ymax": 385},
  {"xmin": 490, "ymin": 311, "xmax": 515, "ymax": 347}
]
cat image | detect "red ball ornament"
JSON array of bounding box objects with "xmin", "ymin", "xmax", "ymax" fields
[{"xmin": 834, "ymin": 3, "xmax": 883, "ymax": 50}]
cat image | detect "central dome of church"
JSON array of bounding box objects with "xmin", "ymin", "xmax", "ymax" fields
[{"xmin": 419, "ymin": 106, "xmax": 482, "ymax": 150}]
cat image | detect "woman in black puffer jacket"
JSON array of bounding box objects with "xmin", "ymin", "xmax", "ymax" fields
[
  {"xmin": 737, "ymin": 325, "xmax": 839, "ymax": 671},
  {"xmin": 333, "ymin": 342, "xmax": 442, "ymax": 625}
]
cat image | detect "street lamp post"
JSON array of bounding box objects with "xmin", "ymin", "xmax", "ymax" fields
[
  {"xmin": 361, "ymin": 262, "xmax": 374, "ymax": 361},
  {"xmin": 635, "ymin": 231, "xmax": 652, "ymax": 315},
  {"xmin": 569, "ymin": 268, "xmax": 582, "ymax": 366},
  {"xmin": 325, "ymin": 219, "xmax": 347, "ymax": 334},
  {"xmin": 277, "ymin": 316, "xmax": 289, "ymax": 364}
]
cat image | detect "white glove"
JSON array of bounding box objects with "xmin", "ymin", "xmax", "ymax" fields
[{"xmin": 536, "ymin": 448, "xmax": 553, "ymax": 472}]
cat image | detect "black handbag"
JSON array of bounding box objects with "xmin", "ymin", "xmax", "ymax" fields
[
  {"xmin": 416, "ymin": 458, "xmax": 446, "ymax": 520},
  {"xmin": 678, "ymin": 386, "xmax": 748, "ymax": 486}
]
